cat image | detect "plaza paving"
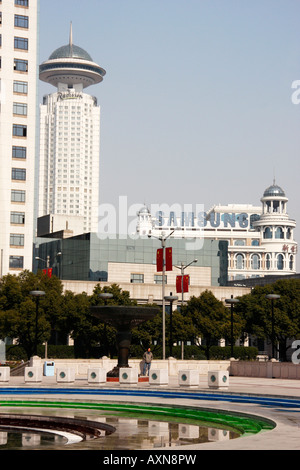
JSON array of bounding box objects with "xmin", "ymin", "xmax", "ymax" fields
[{"xmin": 1, "ymin": 373, "xmax": 300, "ymax": 450}]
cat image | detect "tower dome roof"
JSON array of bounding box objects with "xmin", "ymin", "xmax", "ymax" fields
[
  {"xmin": 48, "ymin": 44, "xmax": 93, "ymax": 62},
  {"xmin": 263, "ymin": 183, "xmax": 286, "ymax": 198}
]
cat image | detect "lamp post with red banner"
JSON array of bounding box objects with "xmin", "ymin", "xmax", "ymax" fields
[
  {"xmin": 149, "ymin": 230, "xmax": 174, "ymax": 360},
  {"xmin": 175, "ymin": 259, "xmax": 198, "ymax": 306}
]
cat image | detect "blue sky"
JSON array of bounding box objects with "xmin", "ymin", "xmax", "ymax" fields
[{"xmin": 39, "ymin": 0, "xmax": 300, "ymax": 244}]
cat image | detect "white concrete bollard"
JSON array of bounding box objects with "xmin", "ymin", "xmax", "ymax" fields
[
  {"xmin": 0, "ymin": 367, "xmax": 10, "ymax": 382},
  {"xmin": 56, "ymin": 367, "xmax": 75, "ymax": 383},
  {"xmin": 119, "ymin": 368, "xmax": 138, "ymax": 384},
  {"xmin": 24, "ymin": 366, "xmax": 42, "ymax": 383},
  {"xmin": 178, "ymin": 370, "xmax": 199, "ymax": 387},
  {"xmin": 149, "ymin": 369, "xmax": 168, "ymax": 386},
  {"xmin": 87, "ymin": 367, "xmax": 107, "ymax": 384},
  {"xmin": 208, "ymin": 370, "xmax": 229, "ymax": 389}
]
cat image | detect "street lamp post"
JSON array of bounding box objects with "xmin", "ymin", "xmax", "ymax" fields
[
  {"xmin": 35, "ymin": 255, "xmax": 50, "ymax": 269},
  {"xmin": 174, "ymin": 259, "xmax": 198, "ymax": 306},
  {"xmin": 225, "ymin": 295, "xmax": 239, "ymax": 358},
  {"xmin": 164, "ymin": 293, "xmax": 178, "ymax": 357},
  {"xmin": 148, "ymin": 230, "xmax": 174, "ymax": 360},
  {"xmin": 266, "ymin": 294, "xmax": 280, "ymax": 359},
  {"xmin": 99, "ymin": 292, "xmax": 113, "ymax": 305},
  {"xmin": 30, "ymin": 290, "xmax": 46, "ymax": 356}
]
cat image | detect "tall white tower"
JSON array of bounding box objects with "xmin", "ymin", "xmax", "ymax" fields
[
  {"xmin": 0, "ymin": 0, "xmax": 39, "ymax": 276},
  {"xmin": 253, "ymin": 181, "xmax": 297, "ymax": 274},
  {"xmin": 38, "ymin": 25, "xmax": 106, "ymax": 233}
]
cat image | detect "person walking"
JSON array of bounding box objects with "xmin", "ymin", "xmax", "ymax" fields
[{"xmin": 143, "ymin": 347, "xmax": 153, "ymax": 376}]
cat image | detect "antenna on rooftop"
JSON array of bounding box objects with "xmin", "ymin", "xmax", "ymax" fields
[{"xmin": 69, "ymin": 21, "xmax": 73, "ymax": 55}]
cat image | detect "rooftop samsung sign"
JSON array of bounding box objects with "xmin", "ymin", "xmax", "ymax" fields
[{"xmin": 155, "ymin": 211, "xmax": 261, "ymax": 229}]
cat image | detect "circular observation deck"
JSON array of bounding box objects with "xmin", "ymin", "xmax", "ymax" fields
[{"xmin": 39, "ymin": 43, "xmax": 106, "ymax": 89}]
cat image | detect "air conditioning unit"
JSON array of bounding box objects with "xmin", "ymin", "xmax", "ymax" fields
[
  {"xmin": 178, "ymin": 370, "xmax": 199, "ymax": 387},
  {"xmin": 88, "ymin": 367, "xmax": 107, "ymax": 384},
  {"xmin": 56, "ymin": 367, "xmax": 75, "ymax": 383},
  {"xmin": 119, "ymin": 368, "xmax": 138, "ymax": 384},
  {"xmin": 0, "ymin": 367, "xmax": 10, "ymax": 382},
  {"xmin": 149, "ymin": 369, "xmax": 168, "ymax": 385},
  {"xmin": 208, "ymin": 370, "xmax": 229, "ymax": 389},
  {"xmin": 24, "ymin": 366, "xmax": 42, "ymax": 383}
]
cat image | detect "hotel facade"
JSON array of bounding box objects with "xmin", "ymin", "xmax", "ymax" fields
[
  {"xmin": 0, "ymin": 0, "xmax": 39, "ymax": 276},
  {"xmin": 38, "ymin": 26, "xmax": 106, "ymax": 234}
]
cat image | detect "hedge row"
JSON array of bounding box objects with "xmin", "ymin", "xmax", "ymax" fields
[{"xmin": 5, "ymin": 344, "xmax": 258, "ymax": 361}]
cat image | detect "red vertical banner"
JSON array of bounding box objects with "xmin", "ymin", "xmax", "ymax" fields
[
  {"xmin": 156, "ymin": 248, "xmax": 163, "ymax": 272},
  {"xmin": 183, "ymin": 275, "xmax": 189, "ymax": 292},
  {"xmin": 176, "ymin": 275, "xmax": 189, "ymax": 293},
  {"xmin": 176, "ymin": 276, "xmax": 182, "ymax": 293},
  {"xmin": 42, "ymin": 268, "xmax": 52, "ymax": 278},
  {"xmin": 165, "ymin": 247, "xmax": 173, "ymax": 271}
]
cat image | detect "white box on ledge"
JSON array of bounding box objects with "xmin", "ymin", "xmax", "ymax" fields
[
  {"xmin": 56, "ymin": 367, "xmax": 75, "ymax": 383},
  {"xmin": 208, "ymin": 370, "xmax": 229, "ymax": 389},
  {"xmin": 119, "ymin": 368, "xmax": 138, "ymax": 384},
  {"xmin": 0, "ymin": 367, "xmax": 10, "ymax": 382},
  {"xmin": 88, "ymin": 367, "xmax": 107, "ymax": 384},
  {"xmin": 178, "ymin": 370, "xmax": 199, "ymax": 387},
  {"xmin": 24, "ymin": 366, "xmax": 42, "ymax": 383},
  {"xmin": 149, "ymin": 369, "xmax": 168, "ymax": 385}
]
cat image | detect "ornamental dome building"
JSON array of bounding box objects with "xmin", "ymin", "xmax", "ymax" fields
[
  {"xmin": 136, "ymin": 182, "xmax": 297, "ymax": 281},
  {"xmin": 252, "ymin": 181, "xmax": 297, "ymax": 274},
  {"xmin": 37, "ymin": 25, "xmax": 106, "ymax": 234},
  {"xmin": 39, "ymin": 24, "xmax": 106, "ymax": 90}
]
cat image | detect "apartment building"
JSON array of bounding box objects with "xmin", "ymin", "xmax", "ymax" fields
[{"xmin": 0, "ymin": 0, "xmax": 39, "ymax": 276}]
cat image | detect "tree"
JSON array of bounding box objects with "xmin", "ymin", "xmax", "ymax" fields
[
  {"xmin": 184, "ymin": 290, "xmax": 228, "ymax": 359},
  {"xmin": 236, "ymin": 279, "xmax": 300, "ymax": 361},
  {"xmin": 0, "ymin": 271, "xmax": 54, "ymax": 359},
  {"xmin": 71, "ymin": 284, "xmax": 137, "ymax": 358}
]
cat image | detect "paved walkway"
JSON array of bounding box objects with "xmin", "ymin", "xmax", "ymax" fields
[{"xmin": 1, "ymin": 374, "xmax": 300, "ymax": 450}]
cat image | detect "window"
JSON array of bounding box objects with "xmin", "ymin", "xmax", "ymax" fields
[
  {"xmin": 130, "ymin": 274, "xmax": 144, "ymax": 284},
  {"xmin": 289, "ymin": 255, "xmax": 294, "ymax": 271},
  {"xmin": 275, "ymin": 227, "xmax": 284, "ymax": 239},
  {"xmin": 10, "ymin": 212, "xmax": 25, "ymax": 224},
  {"xmin": 251, "ymin": 254, "xmax": 261, "ymax": 270},
  {"xmin": 12, "ymin": 168, "xmax": 26, "ymax": 180},
  {"xmin": 12, "ymin": 146, "xmax": 26, "ymax": 159},
  {"xmin": 235, "ymin": 253, "xmax": 245, "ymax": 270},
  {"xmin": 13, "ymin": 80, "xmax": 28, "ymax": 94},
  {"xmin": 234, "ymin": 239, "xmax": 245, "ymax": 246},
  {"xmin": 15, "ymin": 0, "xmax": 29, "ymax": 6},
  {"xmin": 10, "ymin": 234, "xmax": 24, "ymax": 246},
  {"xmin": 154, "ymin": 274, "xmax": 167, "ymax": 284},
  {"xmin": 14, "ymin": 59, "xmax": 28, "ymax": 72},
  {"xmin": 277, "ymin": 254, "xmax": 284, "ymax": 270},
  {"xmin": 13, "ymin": 102, "xmax": 27, "ymax": 115},
  {"xmin": 11, "ymin": 190, "xmax": 25, "ymax": 202},
  {"xmin": 13, "ymin": 124, "xmax": 27, "ymax": 137},
  {"xmin": 266, "ymin": 254, "xmax": 271, "ymax": 270},
  {"xmin": 14, "ymin": 15, "xmax": 28, "ymax": 28},
  {"xmin": 263, "ymin": 227, "xmax": 272, "ymax": 239},
  {"xmin": 14, "ymin": 37, "xmax": 28, "ymax": 51},
  {"xmin": 9, "ymin": 255, "xmax": 23, "ymax": 269}
]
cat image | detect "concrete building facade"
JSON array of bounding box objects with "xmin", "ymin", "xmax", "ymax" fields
[{"xmin": 0, "ymin": 0, "xmax": 39, "ymax": 276}]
